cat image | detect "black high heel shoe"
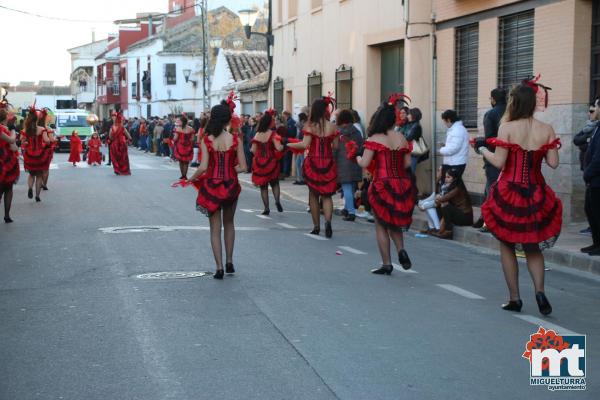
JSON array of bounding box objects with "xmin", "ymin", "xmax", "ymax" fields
[
  {"xmin": 371, "ymin": 265, "xmax": 393, "ymax": 275},
  {"xmin": 35, "ymin": 196, "xmax": 41, "ymax": 202},
  {"xmin": 325, "ymin": 221, "xmax": 332, "ymax": 238},
  {"xmin": 214, "ymin": 269, "xmax": 224, "ymax": 280},
  {"xmin": 42, "ymin": 185, "xmax": 48, "ymax": 191},
  {"xmin": 310, "ymin": 227, "xmax": 320, "ymax": 235},
  {"xmin": 27, "ymin": 188, "xmax": 33, "ymax": 199},
  {"xmin": 501, "ymin": 299, "xmax": 523, "ymax": 312},
  {"xmin": 398, "ymin": 249, "xmax": 412, "ymax": 270},
  {"xmin": 276, "ymin": 202, "xmax": 283, "ymax": 212},
  {"xmin": 4, "ymin": 217, "xmax": 13, "ymax": 223},
  {"xmin": 535, "ymin": 292, "xmax": 552, "ymax": 315},
  {"xmin": 225, "ymin": 262, "xmax": 235, "ymax": 274},
  {"xmin": 261, "ymin": 208, "xmax": 270, "ymax": 216}
]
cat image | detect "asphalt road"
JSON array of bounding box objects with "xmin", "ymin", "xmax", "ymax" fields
[{"xmin": 1, "ymin": 150, "xmax": 598, "ymax": 400}]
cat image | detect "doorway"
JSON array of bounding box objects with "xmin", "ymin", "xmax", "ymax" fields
[{"xmin": 380, "ymin": 41, "xmax": 404, "ymax": 102}]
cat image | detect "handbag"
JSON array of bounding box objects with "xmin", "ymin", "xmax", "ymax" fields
[{"xmin": 412, "ymin": 136, "xmax": 429, "ymax": 156}]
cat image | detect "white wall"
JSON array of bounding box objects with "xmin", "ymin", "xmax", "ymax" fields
[{"xmin": 124, "ymin": 39, "xmax": 205, "ymax": 118}]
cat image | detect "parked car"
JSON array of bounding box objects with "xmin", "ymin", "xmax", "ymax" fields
[{"xmin": 55, "ymin": 110, "xmax": 93, "ymax": 152}]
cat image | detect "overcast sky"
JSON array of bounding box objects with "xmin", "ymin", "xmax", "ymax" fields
[{"xmin": 0, "ymin": 0, "xmax": 258, "ymax": 86}]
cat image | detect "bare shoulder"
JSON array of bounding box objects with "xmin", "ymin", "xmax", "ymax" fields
[{"xmin": 533, "ymin": 118, "xmax": 555, "ymax": 135}]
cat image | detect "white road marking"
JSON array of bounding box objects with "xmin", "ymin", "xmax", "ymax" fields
[
  {"xmin": 256, "ymin": 215, "xmax": 272, "ymax": 220},
  {"xmin": 130, "ymin": 163, "xmax": 153, "ymax": 170},
  {"xmin": 303, "ymin": 233, "xmax": 328, "ymax": 241},
  {"xmin": 338, "ymin": 246, "xmax": 366, "ymax": 255},
  {"xmin": 49, "ymin": 163, "xmax": 58, "ymax": 170},
  {"xmin": 240, "ymin": 209, "xmax": 254, "ymax": 213},
  {"xmin": 513, "ymin": 315, "xmax": 581, "ymax": 336},
  {"xmin": 392, "ymin": 263, "xmax": 418, "ymax": 274},
  {"xmin": 99, "ymin": 225, "xmax": 268, "ymax": 233},
  {"xmin": 277, "ymin": 223, "xmax": 296, "ymax": 229},
  {"xmin": 436, "ymin": 284, "xmax": 485, "ymax": 299}
]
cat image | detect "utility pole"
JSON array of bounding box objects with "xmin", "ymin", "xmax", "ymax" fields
[{"xmin": 201, "ymin": 0, "xmax": 209, "ymax": 111}]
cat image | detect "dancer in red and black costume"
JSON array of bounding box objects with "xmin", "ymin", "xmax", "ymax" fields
[
  {"xmin": 251, "ymin": 108, "xmax": 284, "ymax": 215},
  {"xmin": 87, "ymin": 132, "xmax": 102, "ymax": 166},
  {"xmin": 21, "ymin": 106, "xmax": 51, "ymax": 202},
  {"xmin": 474, "ymin": 77, "xmax": 560, "ymax": 315},
  {"xmin": 188, "ymin": 100, "xmax": 247, "ymax": 279},
  {"xmin": 109, "ymin": 111, "xmax": 132, "ymax": 175},
  {"xmin": 288, "ymin": 95, "xmax": 339, "ymax": 238},
  {"xmin": 68, "ymin": 130, "xmax": 82, "ymax": 166},
  {"xmin": 356, "ymin": 100, "xmax": 416, "ymax": 274},
  {"xmin": 38, "ymin": 109, "xmax": 56, "ymax": 191},
  {"xmin": 0, "ymin": 104, "xmax": 20, "ymax": 223},
  {"xmin": 173, "ymin": 114, "xmax": 194, "ymax": 179}
]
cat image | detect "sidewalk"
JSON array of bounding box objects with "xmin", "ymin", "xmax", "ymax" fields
[{"xmin": 242, "ymin": 174, "xmax": 600, "ymax": 275}]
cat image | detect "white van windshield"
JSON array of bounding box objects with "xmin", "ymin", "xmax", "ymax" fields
[{"xmin": 57, "ymin": 115, "xmax": 87, "ymax": 127}]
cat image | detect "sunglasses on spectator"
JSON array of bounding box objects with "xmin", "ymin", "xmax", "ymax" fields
[{"xmin": 590, "ymin": 109, "xmax": 595, "ymax": 113}]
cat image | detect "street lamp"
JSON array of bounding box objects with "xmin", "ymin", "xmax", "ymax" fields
[
  {"xmin": 209, "ymin": 37, "xmax": 222, "ymax": 56},
  {"xmin": 238, "ymin": 8, "xmax": 259, "ymax": 39},
  {"xmin": 238, "ymin": 3, "xmax": 274, "ymax": 91},
  {"xmin": 183, "ymin": 69, "xmax": 197, "ymax": 87}
]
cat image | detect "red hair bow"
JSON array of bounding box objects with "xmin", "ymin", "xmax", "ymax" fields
[
  {"xmin": 226, "ymin": 91, "xmax": 238, "ymax": 113},
  {"xmin": 522, "ymin": 74, "xmax": 552, "ymax": 109},
  {"xmin": 388, "ymin": 93, "xmax": 411, "ymax": 106},
  {"xmin": 323, "ymin": 91, "xmax": 337, "ymax": 111}
]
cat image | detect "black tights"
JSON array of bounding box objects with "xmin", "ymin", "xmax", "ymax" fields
[
  {"xmin": 375, "ymin": 220, "xmax": 405, "ymax": 266},
  {"xmin": 308, "ymin": 191, "xmax": 332, "ymax": 228},
  {"xmin": 208, "ymin": 202, "xmax": 237, "ymax": 271},
  {"xmin": 179, "ymin": 161, "xmax": 189, "ymax": 179},
  {"xmin": 260, "ymin": 181, "xmax": 280, "ymax": 210},
  {"xmin": 28, "ymin": 174, "xmax": 43, "ymax": 198},
  {"xmin": 0, "ymin": 184, "xmax": 13, "ymax": 218},
  {"xmin": 499, "ymin": 241, "xmax": 545, "ymax": 301}
]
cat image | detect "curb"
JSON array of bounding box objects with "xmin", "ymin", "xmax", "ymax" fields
[{"xmin": 410, "ymin": 214, "xmax": 600, "ymax": 276}]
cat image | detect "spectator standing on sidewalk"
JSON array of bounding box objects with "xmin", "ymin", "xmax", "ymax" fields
[
  {"xmin": 293, "ymin": 113, "xmax": 308, "ymax": 185},
  {"xmin": 404, "ymin": 107, "xmax": 426, "ymax": 175},
  {"xmin": 153, "ymin": 119, "xmax": 164, "ymax": 156},
  {"xmin": 473, "ymin": 88, "xmax": 507, "ymax": 230},
  {"xmin": 281, "ymin": 111, "xmax": 297, "ymax": 178},
  {"xmin": 335, "ymin": 110, "xmax": 364, "ymax": 221},
  {"xmin": 438, "ymin": 110, "xmax": 469, "ymax": 179},
  {"xmin": 581, "ymin": 98, "xmax": 600, "ymax": 256},
  {"xmin": 351, "ymin": 110, "xmax": 364, "ymax": 138}
]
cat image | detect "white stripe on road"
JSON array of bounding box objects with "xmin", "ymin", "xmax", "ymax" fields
[
  {"xmin": 99, "ymin": 226, "xmax": 268, "ymax": 233},
  {"xmin": 303, "ymin": 233, "xmax": 328, "ymax": 241},
  {"xmin": 513, "ymin": 315, "xmax": 581, "ymax": 336},
  {"xmin": 240, "ymin": 209, "xmax": 254, "ymax": 213},
  {"xmin": 338, "ymin": 246, "xmax": 367, "ymax": 255},
  {"xmin": 436, "ymin": 284, "xmax": 485, "ymax": 299},
  {"xmin": 277, "ymin": 223, "xmax": 296, "ymax": 229},
  {"xmin": 130, "ymin": 163, "xmax": 153, "ymax": 170},
  {"xmin": 392, "ymin": 263, "xmax": 418, "ymax": 274},
  {"xmin": 256, "ymin": 215, "xmax": 272, "ymax": 220}
]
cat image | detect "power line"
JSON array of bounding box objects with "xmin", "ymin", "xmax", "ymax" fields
[{"xmin": 0, "ymin": 2, "xmax": 206, "ymax": 24}]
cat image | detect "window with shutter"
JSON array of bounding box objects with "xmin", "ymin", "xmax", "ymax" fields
[
  {"xmin": 498, "ymin": 10, "xmax": 534, "ymax": 91},
  {"xmin": 455, "ymin": 23, "xmax": 479, "ymax": 128},
  {"xmin": 335, "ymin": 64, "xmax": 352, "ymax": 110},
  {"xmin": 591, "ymin": 1, "xmax": 600, "ymax": 102},
  {"xmin": 165, "ymin": 63, "xmax": 177, "ymax": 85},
  {"xmin": 273, "ymin": 77, "xmax": 284, "ymax": 113},
  {"xmin": 307, "ymin": 71, "xmax": 322, "ymax": 105}
]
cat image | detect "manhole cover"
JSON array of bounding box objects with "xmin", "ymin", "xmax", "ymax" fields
[{"xmin": 135, "ymin": 271, "xmax": 209, "ymax": 280}]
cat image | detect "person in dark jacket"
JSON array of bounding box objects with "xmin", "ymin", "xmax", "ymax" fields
[
  {"xmin": 404, "ymin": 107, "xmax": 426, "ymax": 175},
  {"xmin": 573, "ymin": 104, "xmax": 598, "ymax": 171},
  {"xmin": 473, "ymin": 88, "xmax": 507, "ymax": 230},
  {"xmin": 581, "ymin": 99, "xmax": 600, "ymax": 256},
  {"xmin": 281, "ymin": 111, "xmax": 297, "ymax": 177},
  {"xmin": 335, "ymin": 110, "xmax": 364, "ymax": 221}
]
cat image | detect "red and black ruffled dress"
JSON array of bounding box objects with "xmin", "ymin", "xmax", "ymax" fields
[
  {"xmin": 109, "ymin": 125, "xmax": 131, "ymax": 175},
  {"xmin": 0, "ymin": 125, "xmax": 20, "ymax": 186},
  {"xmin": 366, "ymin": 141, "xmax": 416, "ymax": 231},
  {"xmin": 481, "ymin": 138, "xmax": 562, "ymax": 250},
  {"xmin": 302, "ymin": 131, "xmax": 338, "ymax": 196},
  {"xmin": 251, "ymin": 132, "xmax": 280, "ymax": 186},
  {"xmin": 21, "ymin": 131, "xmax": 51, "ymax": 174},
  {"xmin": 174, "ymin": 129, "xmax": 194, "ymax": 162},
  {"xmin": 195, "ymin": 134, "xmax": 241, "ymax": 216}
]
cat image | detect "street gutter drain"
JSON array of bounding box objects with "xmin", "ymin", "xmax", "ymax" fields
[{"xmin": 135, "ymin": 271, "xmax": 210, "ymax": 280}]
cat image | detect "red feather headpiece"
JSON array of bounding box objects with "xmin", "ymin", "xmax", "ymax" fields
[
  {"xmin": 226, "ymin": 91, "xmax": 238, "ymax": 113},
  {"xmin": 265, "ymin": 108, "xmax": 277, "ymax": 117},
  {"xmin": 388, "ymin": 93, "xmax": 411, "ymax": 107},
  {"xmin": 522, "ymin": 74, "xmax": 552, "ymax": 110}
]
